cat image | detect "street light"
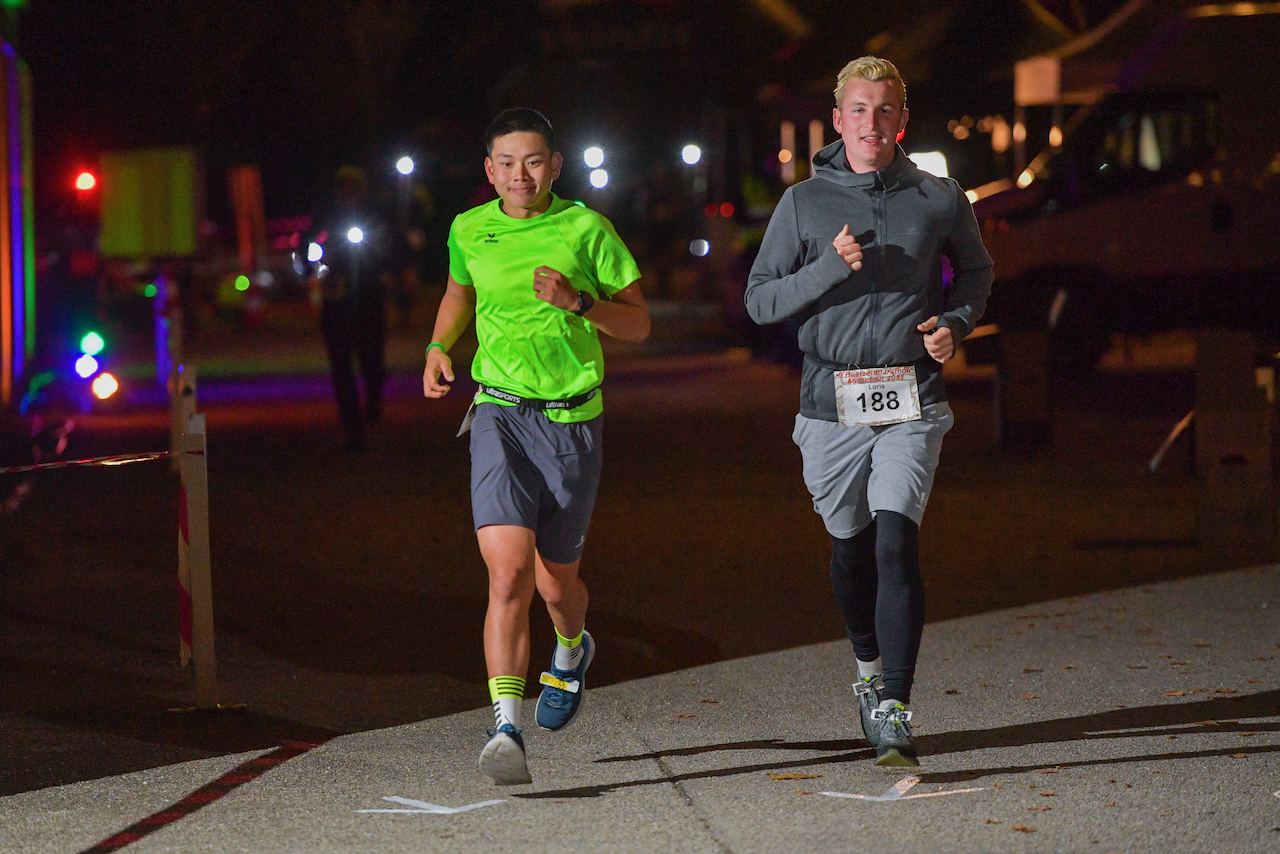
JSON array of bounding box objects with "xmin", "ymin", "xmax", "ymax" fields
[
  {"xmin": 395, "ymin": 156, "xmax": 415, "ymax": 227},
  {"xmin": 347, "ymin": 227, "xmax": 364, "ymax": 244},
  {"xmin": 589, "ymin": 169, "xmax": 609, "ymax": 189},
  {"xmin": 583, "ymin": 146, "xmax": 604, "ymax": 168},
  {"xmin": 681, "ymin": 144, "xmax": 701, "ymax": 165}
]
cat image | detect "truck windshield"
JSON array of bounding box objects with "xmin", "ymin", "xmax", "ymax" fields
[{"xmin": 1037, "ymin": 94, "xmax": 1218, "ymax": 205}]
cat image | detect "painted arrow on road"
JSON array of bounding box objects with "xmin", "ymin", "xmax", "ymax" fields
[
  {"xmin": 821, "ymin": 777, "xmax": 987, "ymax": 802},
  {"xmin": 358, "ymin": 796, "xmax": 506, "ymax": 814}
]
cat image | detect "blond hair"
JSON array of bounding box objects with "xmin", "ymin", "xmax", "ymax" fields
[{"xmin": 834, "ymin": 56, "xmax": 906, "ymax": 107}]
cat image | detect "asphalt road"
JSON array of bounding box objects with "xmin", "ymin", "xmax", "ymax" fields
[{"xmin": 1, "ymin": 320, "xmax": 1275, "ymax": 799}]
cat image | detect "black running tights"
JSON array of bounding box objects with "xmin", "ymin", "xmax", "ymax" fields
[{"xmin": 828, "ymin": 511, "xmax": 924, "ymax": 704}]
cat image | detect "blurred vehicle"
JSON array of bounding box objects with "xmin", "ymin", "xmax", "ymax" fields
[{"xmin": 969, "ymin": 7, "xmax": 1280, "ymax": 371}]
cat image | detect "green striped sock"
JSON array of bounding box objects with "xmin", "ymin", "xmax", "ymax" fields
[
  {"xmin": 488, "ymin": 675, "xmax": 525, "ymax": 730},
  {"xmin": 553, "ymin": 626, "xmax": 585, "ymax": 670}
]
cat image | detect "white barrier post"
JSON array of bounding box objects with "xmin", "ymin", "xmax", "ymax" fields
[
  {"xmin": 170, "ymin": 365, "xmax": 196, "ymax": 473},
  {"xmin": 179, "ymin": 412, "xmax": 217, "ymax": 707}
]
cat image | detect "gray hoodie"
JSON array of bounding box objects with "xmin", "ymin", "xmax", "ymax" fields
[{"xmin": 746, "ymin": 141, "xmax": 993, "ymax": 422}]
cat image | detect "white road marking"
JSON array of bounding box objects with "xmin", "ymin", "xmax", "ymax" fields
[
  {"xmin": 358, "ymin": 796, "xmax": 506, "ymax": 814},
  {"xmin": 820, "ymin": 777, "xmax": 988, "ymax": 802}
]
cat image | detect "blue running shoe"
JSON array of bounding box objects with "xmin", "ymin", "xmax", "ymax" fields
[
  {"xmin": 479, "ymin": 724, "xmax": 532, "ymax": 785},
  {"xmin": 535, "ymin": 631, "xmax": 595, "ymax": 731},
  {"xmin": 853, "ymin": 675, "xmax": 885, "ymax": 747}
]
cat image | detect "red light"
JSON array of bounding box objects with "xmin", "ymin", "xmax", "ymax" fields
[
  {"xmin": 704, "ymin": 203, "xmax": 718, "ymax": 218},
  {"xmin": 719, "ymin": 202, "xmax": 734, "ymax": 218},
  {"xmin": 75, "ymin": 171, "xmax": 96, "ymax": 191}
]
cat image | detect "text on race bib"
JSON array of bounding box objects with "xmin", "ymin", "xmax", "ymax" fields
[{"xmin": 834, "ymin": 366, "xmax": 922, "ymax": 427}]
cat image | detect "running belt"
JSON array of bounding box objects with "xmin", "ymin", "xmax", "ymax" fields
[{"xmin": 478, "ymin": 383, "xmax": 599, "ymax": 411}]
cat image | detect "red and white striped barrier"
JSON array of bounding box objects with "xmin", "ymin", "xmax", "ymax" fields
[
  {"xmin": 169, "ymin": 364, "xmax": 196, "ymax": 472},
  {"xmin": 177, "ymin": 412, "xmax": 216, "ymax": 707},
  {"xmin": 0, "ymin": 416, "xmax": 218, "ymax": 708}
]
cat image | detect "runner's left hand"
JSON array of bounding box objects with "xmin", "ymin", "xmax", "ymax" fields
[
  {"xmin": 917, "ymin": 316, "xmax": 954, "ymax": 363},
  {"xmin": 533, "ymin": 266, "xmax": 579, "ymax": 311}
]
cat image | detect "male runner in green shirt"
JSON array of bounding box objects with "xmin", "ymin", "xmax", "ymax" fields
[{"xmin": 423, "ymin": 108, "xmax": 650, "ymax": 785}]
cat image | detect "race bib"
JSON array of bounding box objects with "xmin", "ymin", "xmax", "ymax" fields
[{"xmin": 834, "ymin": 366, "xmax": 922, "ymax": 427}]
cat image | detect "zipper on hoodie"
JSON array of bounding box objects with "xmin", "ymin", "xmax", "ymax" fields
[{"xmin": 863, "ymin": 172, "xmax": 886, "ymax": 367}]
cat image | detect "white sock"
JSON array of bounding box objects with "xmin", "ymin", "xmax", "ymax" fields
[
  {"xmin": 857, "ymin": 657, "xmax": 882, "ymax": 680},
  {"xmin": 878, "ymin": 698, "xmax": 907, "ymax": 713},
  {"xmin": 553, "ymin": 629, "xmax": 585, "ymax": 671},
  {"xmin": 494, "ymin": 696, "xmax": 521, "ymax": 730}
]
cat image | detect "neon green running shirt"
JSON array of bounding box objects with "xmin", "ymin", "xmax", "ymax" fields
[{"xmin": 447, "ymin": 194, "xmax": 640, "ymax": 423}]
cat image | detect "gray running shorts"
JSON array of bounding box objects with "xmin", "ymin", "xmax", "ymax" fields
[
  {"xmin": 469, "ymin": 402, "xmax": 603, "ymax": 564},
  {"xmin": 792, "ymin": 402, "xmax": 953, "ymax": 538}
]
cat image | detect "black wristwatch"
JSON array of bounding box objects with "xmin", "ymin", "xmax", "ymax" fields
[{"xmin": 573, "ymin": 289, "xmax": 595, "ymax": 316}]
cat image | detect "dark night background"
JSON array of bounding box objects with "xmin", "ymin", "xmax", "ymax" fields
[
  {"xmin": 2, "ymin": 0, "xmax": 1278, "ymax": 809},
  {"xmin": 16, "ymin": 0, "xmax": 1128, "ymax": 234}
]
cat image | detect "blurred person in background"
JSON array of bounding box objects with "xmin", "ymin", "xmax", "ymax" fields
[{"xmin": 314, "ymin": 166, "xmax": 392, "ymax": 450}]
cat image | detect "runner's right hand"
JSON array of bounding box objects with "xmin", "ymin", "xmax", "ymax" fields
[
  {"xmin": 423, "ymin": 348, "xmax": 454, "ymax": 398},
  {"xmin": 833, "ymin": 224, "xmax": 863, "ymax": 271}
]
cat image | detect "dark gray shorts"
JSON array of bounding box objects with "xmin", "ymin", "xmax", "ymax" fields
[{"xmin": 469, "ymin": 402, "xmax": 603, "ymax": 564}]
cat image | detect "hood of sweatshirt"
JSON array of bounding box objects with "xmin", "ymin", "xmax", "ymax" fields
[{"xmin": 810, "ymin": 139, "xmax": 917, "ymax": 192}]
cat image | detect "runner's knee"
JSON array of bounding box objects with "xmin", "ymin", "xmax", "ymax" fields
[{"xmin": 487, "ymin": 563, "xmax": 536, "ymax": 606}]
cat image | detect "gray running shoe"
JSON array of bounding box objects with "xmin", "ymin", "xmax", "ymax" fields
[
  {"xmin": 853, "ymin": 675, "xmax": 885, "ymax": 747},
  {"xmin": 872, "ymin": 703, "xmax": 919, "ymax": 767},
  {"xmin": 479, "ymin": 724, "xmax": 532, "ymax": 785}
]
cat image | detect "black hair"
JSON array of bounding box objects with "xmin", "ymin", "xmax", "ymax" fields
[{"xmin": 484, "ymin": 107, "xmax": 555, "ymax": 155}]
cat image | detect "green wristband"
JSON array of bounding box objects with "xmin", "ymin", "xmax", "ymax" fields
[{"xmin": 425, "ymin": 342, "xmax": 447, "ymax": 357}]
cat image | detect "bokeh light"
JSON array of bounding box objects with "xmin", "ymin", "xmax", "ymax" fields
[
  {"xmin": 583, "ymin": 147, "xmax": 605, "ymax": 168},
  {"xmin": 74, "ymin": 354, "xmax": 99, "ymax": 378},
  {"xmin": 396, "ymin": 156, "xmax": 415, "ymax": 175},
  {"xmin": 307, "ymin": 242, "xmax": 323, "ymax": 262},
  {"xmin": 80, "ymin": 331, "xmax": 104, "ymax": 355},
  {"xmin": 589, "ymin": 169, "xmax": 609, "ymax": 189},
  {"xmin": 74, "ymin": 171, "xmax": 96, "ymax": 191},
  {"xmin": 234, "ymin": 275, "xmax": 250, "ymax": 291},
  {"xmin": 347, "ymin": 227, "xmax": 364, "ymax": 243},
  {"xmin": 681, "ymin": 144, "xmax": 701, "ymax": 165},
  {"xmin": 907, "ymin": 151, "xmax": 949, "ymax": 178},
  {"xmin": 92, "ymin": 373, "xmax": 119, "ymax": 400},
  {"xmin": 689, "ymin": 239, "xmax": 710, "ymax": 257}
]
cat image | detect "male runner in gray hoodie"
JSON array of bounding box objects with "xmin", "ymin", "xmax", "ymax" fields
[{"xmin": 746, "ymin": 56, "xmax": 993, "ymax": 766}]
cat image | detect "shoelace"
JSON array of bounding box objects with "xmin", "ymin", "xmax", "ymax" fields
[{"xmin": 544, "ymin": 682, "xmax": 574, "ymax": 708}]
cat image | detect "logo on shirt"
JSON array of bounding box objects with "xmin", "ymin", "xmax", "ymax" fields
[{"xmin": 484, "ymin": 232, "xmax": 499, "ymax": 243}]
